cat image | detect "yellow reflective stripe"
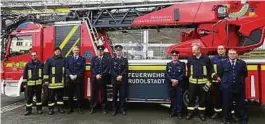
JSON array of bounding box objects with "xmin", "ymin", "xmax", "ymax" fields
[
  {"xmin": 39, "ymin": 69, "xmax": 42, "ymax": 78},
  {"xmin": 36, "ymin": 80, "xmax": 42, "ymax": 85},
  {"xmin": 62, "ymin": 67, "xmax": 65, "ymax": 74},
  {"xmin": 211, "ymin": 73, "xmax": 216, "ymax": 78},
  {"xmin": 213, "ymin": 64, "xmax": 217, "ymax": 73},
  {"xmin": 28, "ymin": 70, "xmax": 32, "ymax": 79},
  {"xmin": 189, "ymin": 77, "xmax": 209, "ymax": 84},
  {"xmin": 23, "ymin": 79, "xmax": 27, "ymax": 82},
  {"xmin": 48, "ymin": 85, "xmax": 64, "ymax": 89},
  {"xmin": 65, "ymin": 37, "xmax": 80, "ymax": 57},
  {"xmin": 187, "ymin": 107, "xmax": 195, "ymax": 110},
  {"xmin": 48, "ymin": 103, "xmax": 55, "ymax": 106},
  {"xmin": 36, "ymin": 102, "xmax": 42, "ymax": 106},
  {"xmin": 44, "ymin": 75, "xmax": 49, "ymax": 79},
  {"xmin": 52, "ymin": 67, "xmax": 55, "ymax": 74},
  {"xmin": 206, "ymin": 82, "xmax": 211, "ymax": 86},
  {"xmin": 214, "ymin": 108, "xmax": 222, "ymax": 112},
  {"xmin": 57, "ymin": 101, "xmax": 64, "ymax": 105},
  {"xmin": 27, "ymin": 81, "xmax": 35, "ymax": 86},
  {"xmin": 86, "ymin": 65, "xmax": 90, "ymax": 70},
  {"xmin": 52, "ymin": 77, "xmax": 55, "ymax": 85},
  {"xmin": 203, "ymin": 66, "xmax": 207, "ymax": 76},
  {"xmin": 59, "ymin": 25, "xmax": 79, "ymax": 49},
  {"xmin": 198, "ymin": 107, "xmax": 206, "ymax": 110},
  {"xmin": 26, "ymin": 103, "xmax": 33, "ymax": 107},
  {"xmin": 190, "ymin": 65, "xmax": 193, "ymax": 75}
]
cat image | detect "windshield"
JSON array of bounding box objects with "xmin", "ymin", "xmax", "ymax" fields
[
  {"xmin": 1, "ymin": 37, "xmax": 9, "ymax": 60},
  {"xmin": 107, "ymin": 28, "xmax": 193, "ymax": 60}
]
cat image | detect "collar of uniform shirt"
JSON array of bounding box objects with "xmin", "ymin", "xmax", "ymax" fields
[
  {"xmin": 172, "ymin": 60, "xmax": 179, "ymax": 64},
  {"xmin": 229, "ymin": 59, "xmax": 237, "ymax": 64},
  {"xmin": 74, "ymin": 54, "xmax": 79, "ymax": 57},
  {"xmin": 195, "ymin": 53, "xmax": 202, "ymax": 59}
]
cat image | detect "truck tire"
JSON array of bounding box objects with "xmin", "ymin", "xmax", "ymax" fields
[{"xmin": 183, "ymin": 90, "xmax": 199, "ymax": 107}]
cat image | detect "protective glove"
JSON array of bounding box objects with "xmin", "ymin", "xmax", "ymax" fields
[
  {"xmin": 69, "ymin": 75, "xmax": 75, "ymax": 80},
  {"xmin": 203, "ymin": 83, "xmax": 211, "ymax": 92},
  {"xmin": 73, "ymin": 75, "xmax": 77, "ymax": 80}
]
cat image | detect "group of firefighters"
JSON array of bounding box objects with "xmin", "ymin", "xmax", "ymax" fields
[
  {"xmin": 22, "ymin": 43, "xmax": 247, "ymax": 124},
  {"xmin": 166, "ymin": 44, "xmax": 248, "ymax": 124}
]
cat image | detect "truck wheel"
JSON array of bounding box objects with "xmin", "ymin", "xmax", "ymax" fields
[
  {"xmin": 183, "ymin": 90, "xmax": 199, "ymax": 107},
  {"xmin": 183, "ymin": 90, "xmax": 189, "ymax": 107}
]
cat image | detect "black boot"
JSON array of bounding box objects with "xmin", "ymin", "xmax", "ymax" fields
[
  {"xmin": 211, "ymin": 112, "xmax": 218, "ymax": 119},
  {"xmin": 48, "ymin": 109, "xmax": 54, "ymax": 115},
  {"xmin": 112, "ymin": 110, "xmax": 117, "ymax": 116},
  {"xmin": 102, "ymin": 109, "xmax": 108, "ymax": 114},
  {"xmin": 121, "ymin": 111, "xmax": 126, "ymax": 116},
  {"xmin": 199, "ymin": 114, "xmax": 206, "ymax": 121},
  {"xmin": 222, "ymin": 119, "xmax": 231, "ymax": 124},
  {"xmin": 90, "ymin": 109, "xmax": 95, "ymax": 114},
  {"xmin": 24, "ymin": 110, "xmax": 31, "ymax": 116},
  {"xmin": 232, "ymin": 114, "xmax": 239, "ymax": 122},
  {"xmin": 177, "ymin": 113, "xmax": 183, "ymax": 119},
  {"xmin": 58, "ymin": 107, "xmax": 65, "ymax": 113},
  {"xmin": 186, "ymin": 112, "xmax": 193, "ymax": 120},
  {"xmin": 170, "ymin": 112, "xmax": 176, "ymax": 117},
  {"xmin": 78, "ymin": 108, "xmax": 83, "ymax": 114},
  {"xmin": 37, "ymin": 110, "xmax": 43, "ymax": 114},
  {"xmin": 67, "ymin": 109, "xmax": 73, "ymax": 114}
]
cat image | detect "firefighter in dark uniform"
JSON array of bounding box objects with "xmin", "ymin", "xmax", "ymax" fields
[
  {"xmin": 165, "ymin": 50, "xmax": 186, "ymax": 119},
  {"xmin": 186, "ymin": 44, "xmax": 214, "ymax": 121},
  {"xmin": 217, "ymin": 49, "xmax": 248, "ymax": 124},
  {"xmin": 22, "ymin": 51, "xmax": 44, "ymax": 115},
  {"xmin": 90, "ymin": 45, "xmax": 110, "ymax": 114},
  {"xmin": 111, "ymin": 45, "xmax": 128, "ymax": 116},
  {"xmin": 43, "ymin": 47, "xmax": 66, "ymax": 115},
  {"xmin": 211, "ymin": 45, "xmax": 227, "ymax": 119},
  {"xmin": 65, "ymin": 46, "xmax": 86, "ymax": 114}
]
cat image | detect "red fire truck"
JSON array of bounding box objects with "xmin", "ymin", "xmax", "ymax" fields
[{"xmin": 1, "ymin": 0, "xmax": 265, "ymax": 106}]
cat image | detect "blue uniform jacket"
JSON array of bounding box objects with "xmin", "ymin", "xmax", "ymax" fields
[
  {"xmin": 23, "ymin": 60, "xmax": 43, "ymax": 82},
  {"xmin": 211, "ymin": 55, "xmax": 227, "ymax": 80},
  {"xmin": 165, "ymin": 61, "xmax": 186, "ymax": 87},
  {"xmin": 217, "ymin": 59, "xmax": 248, "ymax": 92},
  {"xmin": 110, "ymin": 57, "xmax": 128, "ymax": 84},
  {"xmin": 91, "ymin": 56, "xmax": 110, "ymax": 79},
  {"xmin": 65, "ymin": 55, "xmax": 86, "ymax": 78}
]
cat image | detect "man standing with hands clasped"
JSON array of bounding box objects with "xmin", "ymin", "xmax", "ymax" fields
[
  {"xmin": 66, "ymin": 46, "xmax": 86, "ymax": 114},
  {"xmin": 111, "ymin": 45, "xmax": 128, "ymax": 116},
  {"xmin": 90, "ymin": 45, "xmax": 109, "ymax": 114},
  {"xmin": 166, "ymin": 50, "xmax": 186, "ymax": 119}
]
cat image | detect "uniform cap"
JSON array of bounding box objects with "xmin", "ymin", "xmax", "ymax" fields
[
  {"xmin": 114, "ymin": 45, "xmax": 123, "ymax": 51},
  {"xmin": 97, "ymin": 45, "xmax": 105, "ymax": 51},
  {"xmin": 171, "ymin": 50, "xmax": 179, "ymax": 56},
  {"xmin": 54, "ymin": 47, "xmax": 61, "ymax": 51}
]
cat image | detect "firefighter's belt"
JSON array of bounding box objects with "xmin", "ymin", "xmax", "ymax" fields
[{"xmin": 27, "ymin": 80, "xmax": 42, "ymax": 86}]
